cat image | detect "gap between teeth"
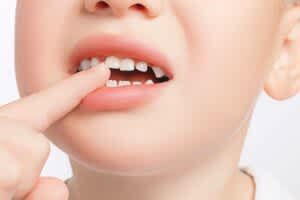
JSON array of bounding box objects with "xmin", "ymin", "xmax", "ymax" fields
[
  {"xmin": 78, "ymin": 56, "xmax": 166, "ymax": 79},
  {"xmin": 106, "ymin": 80, "xmax": 154, "ymax": 87}
]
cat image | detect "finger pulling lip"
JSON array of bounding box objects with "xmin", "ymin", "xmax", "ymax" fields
[{"xmin": 69, "ymin": 33, "xmax": 174, "ymax": 111}]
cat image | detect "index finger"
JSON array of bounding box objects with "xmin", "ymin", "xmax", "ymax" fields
[{"xmin": 0, "ymin": 63, "xmax": 110, "ymax": 132}]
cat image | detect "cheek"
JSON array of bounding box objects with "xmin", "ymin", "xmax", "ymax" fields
[
  {"xmin": 176, "ymin": 1, "xmax": 281, "ymax": 67},
  {"xmin": 175, "ymin": 1, "xmax": 281, "ymax": 139},
  {"xmin": 15, "ymin": 0, "xmax": 77, "ymax": 96}
]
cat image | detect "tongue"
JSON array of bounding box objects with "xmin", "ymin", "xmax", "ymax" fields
[{"xmin": 110, "ymin": 70, "xmax": 155, "ymax": 83}]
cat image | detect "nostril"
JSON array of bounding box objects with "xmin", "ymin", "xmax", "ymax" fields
[
  {"xmin": 96, "ymin": 1, "xmax": 109, "ymax": 9},
  {"xmin": 130, "ymin": 3, "xmax": 147, "ymax": 12}
]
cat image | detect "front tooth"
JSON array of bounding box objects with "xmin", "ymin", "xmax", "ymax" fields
[
  {"xmin": 136, "ymin": 62, "xmax": 148, "ymax": 72},
  {"xmin": 152, "ymin": 66, "xmax": 165, "ymax": 78},
  {"xmin": 105, "ymin": 56, "xmax": 121, "ymax": 69},
  {"xmin": 119, "ymin": 80, "xmax": 131, "ymax": 86},
  {"xmin": 106, "ymin": 80, "xmax": 118, "ymax": 87},
  {"xmin": 145, "ymin": 80, "xmax": 154, "ymax": 85},
  {"xmin": 91, "ymin": 57, "xmax": 100, "ymax": 67},
  {"xmin": 120, "ymin": 58, "xmax": 135, "ymax": 71},
  {"xmin": 133, "ymin": 81, "xmax": 142, "ymax": 85},
  {"xmin": 79, "ymin": 59, "xmax": 91, "ymax": 71}
]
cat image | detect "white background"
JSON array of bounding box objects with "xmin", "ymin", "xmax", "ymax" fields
[{"xmin": 1, "ymin": 1, "xmax": 300, "ymax": 198}]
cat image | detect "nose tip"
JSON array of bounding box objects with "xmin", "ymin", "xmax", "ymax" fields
[{"xmin": 84, "ymin": 0, "xmax": 161, "ymax": 17}]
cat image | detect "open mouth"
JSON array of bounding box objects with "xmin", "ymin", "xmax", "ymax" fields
[
  {"xmin": 76, "ymin": 56, "xmax": 171, "ymax": 87},
  {"xmin": 70, "ymin": 33, "xmax": 174, "ymax": 111}
]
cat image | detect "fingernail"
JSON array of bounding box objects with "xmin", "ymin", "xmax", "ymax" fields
[
  {"xmin": 90, "ymin": 62, "xmax": 107, "ymax": 72},
  {"xmin": 94, "ymin": 62, "xmax": 111, "ymax": 77}
]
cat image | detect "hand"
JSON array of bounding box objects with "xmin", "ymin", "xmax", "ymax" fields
[{"xmin": 0, "ymin": 63, "xmax": 110, "ymax": 200}]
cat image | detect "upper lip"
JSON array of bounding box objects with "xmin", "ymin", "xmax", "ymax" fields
[{"xmin": 69, "ymin": 33, "xmax": 174, "ymax": 79}]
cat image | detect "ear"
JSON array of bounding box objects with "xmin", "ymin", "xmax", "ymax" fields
[{"xmin": 264, "ymin": 4, "xmax": 300, "ymax": 100}]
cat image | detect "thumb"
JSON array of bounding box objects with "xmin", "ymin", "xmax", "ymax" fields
[{"xmin": 24, "ymin": 177, "xmax": 69, "ymax": 200}]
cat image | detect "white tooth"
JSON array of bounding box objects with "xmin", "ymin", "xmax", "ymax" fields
[
  {"xmin": 145, "ymin": 80, "xmax": 154, "ymax": 85},
  {"xmin": 106, "ymin": 80, "xmax": 118, "ymax": 88},
  {"xmin": 136, "ymin": 62, "xmax": 148, "ymax": 72},
  {"xmin": 79, "ymin": 59, "xmax": 91, "ymax": 71},
  {"xmin": 119, "ymin": 80, "xmax": 131, "ymax": 86},
  {"xmin": 120, "ymin": 58, "xmax": 135, "ymax": 71},
  {"xmin": 91, "ymin": 57, "xmax": 100, "ymax": 67},
  {"xmin": 133, "ymin": 81, "xmax": 142, "ymax": 85},
  {"xmin": 105, "ymin": 56, "xmax": 121, "ymax": 69},
  {"xmin": 152, "ymin": 66, "xmax": 165, "ymax": 78}
]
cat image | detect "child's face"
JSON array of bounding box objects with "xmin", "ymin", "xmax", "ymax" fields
[{"xmin": 15, "ymin": 0, "xmax": 285, "ymax": 174}]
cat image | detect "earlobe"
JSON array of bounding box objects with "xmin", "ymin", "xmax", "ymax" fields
[
  {"xmin": 264, "ymin": 6, "xmax": 300, "ymax": 100},
  {"xmin": 264, "ymin": 63, "xmax": 297, "ymax": 100},
  {"xmin": 264, "ymin": 40, "xmax": 300, "ymax": 100}
]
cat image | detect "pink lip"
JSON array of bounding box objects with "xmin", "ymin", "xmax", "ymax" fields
[{"xmin": 69, "ymin": 33, "xmax": 174, "ymax": 111}]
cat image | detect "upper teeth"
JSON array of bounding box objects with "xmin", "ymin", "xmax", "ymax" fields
[
  {"xmin": 105, "ymin": 56, "xmax": 120, "ymax": 69},
  {"xmin": 136, "ymin": 61, "xmax": 148, "ymax": 72},
  {"xmin": 91, "ymin": 57, "xmax": 100, "ymax": 67},
  {"xmin": 78, "ymin": 56, "xmax": 167, "ymax": 79},
  {"xmin": 79, "ymin": 59, "xmax": 92, "ymax": 71},
  {"xmin": 120, "ymin": 58, "xmax": 135, "ymax": 71},
  {"xmin": 152, "ymin": 66, "xmax": 165, "ymax": 78}
]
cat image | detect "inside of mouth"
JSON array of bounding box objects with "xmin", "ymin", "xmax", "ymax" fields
[{"xmin": 109, "ymin": 68, "xmax": 170, "ymax": 84}]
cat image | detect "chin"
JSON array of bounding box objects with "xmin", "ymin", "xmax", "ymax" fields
[{"xmin": 46, "ymin": 107, "xmax": 193, "ymax": 177}]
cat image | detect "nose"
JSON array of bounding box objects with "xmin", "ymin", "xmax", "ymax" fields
[{"xmin": 84, "ymin": 0, "xmax": 163, "ymax": 17}]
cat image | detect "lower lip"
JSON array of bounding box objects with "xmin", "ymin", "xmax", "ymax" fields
[{"xmin": 79, "ymin": 81, "xmax": 171, "ymax": 111}]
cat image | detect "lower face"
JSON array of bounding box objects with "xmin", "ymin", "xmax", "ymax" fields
[{"xmin": 15, "ymin": 0, "xmax": 282, "ymax": 175}]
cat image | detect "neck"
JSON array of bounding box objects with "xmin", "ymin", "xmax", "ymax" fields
[{"xmin": 67, "ymin": 116, "xmax": 255, "ymax": 200}]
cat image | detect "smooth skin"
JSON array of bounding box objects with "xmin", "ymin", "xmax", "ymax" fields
[
  {"xmin": 3, "ymin": 0, "xmax": 300, "ymax": 200},
  {"xmin": 0, "ymin": 63, "xmax": 110, "ymax": 199}
]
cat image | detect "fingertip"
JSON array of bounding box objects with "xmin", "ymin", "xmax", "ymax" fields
[
  {"xmin": 75, "ymin": 62, "xmax": 111, "ymax": 87},
  {"xmin": 92, "ymin": 62, "xmax": 111, "ymax": 77},
  {"xmin": 25, "ymin": 177, "xmax": 69, "ymax": 200}
]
